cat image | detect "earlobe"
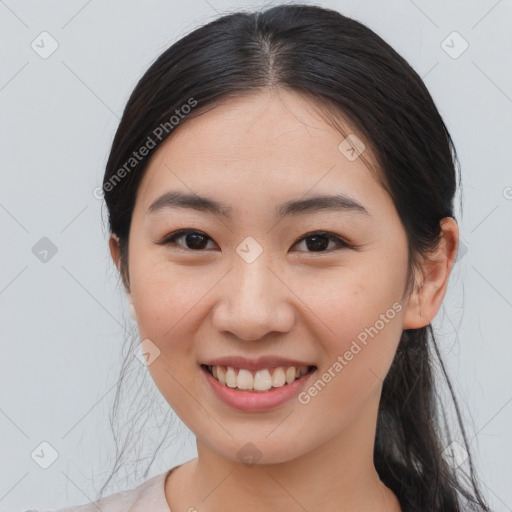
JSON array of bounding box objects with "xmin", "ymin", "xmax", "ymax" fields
[
  {"xmin": 402, "ymin": 217, "xmax": 459, "ymax": 330},
  {"xmin": 128, "ymin": 295, "xmax": 137, "ymax": 321},
  {"xmin": 402, "ymin": 276, "xmax": 428, "ymax": 329}
]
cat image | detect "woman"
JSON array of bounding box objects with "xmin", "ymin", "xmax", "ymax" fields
[{"xmin": 35, "ymin": 3, "xmax": 490, "ymax": 511}]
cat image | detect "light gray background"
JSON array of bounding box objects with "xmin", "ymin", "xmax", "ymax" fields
[{"xmin": 1, "ymin": 0, "xmax": 511, "ymax": 510}]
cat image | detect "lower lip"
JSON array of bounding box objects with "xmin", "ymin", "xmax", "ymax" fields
[{"xmin": 200, "ymin": 365, "xmax": 317, "ymax": 412}]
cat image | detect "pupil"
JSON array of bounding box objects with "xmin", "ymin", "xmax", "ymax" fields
[
  {"xmin": 186, "ymin": 233, "xmax": 208, "ymax": 250},
  {"xmin": 307, "ymin": 235, "xmax": 328, "ymax": 251}
]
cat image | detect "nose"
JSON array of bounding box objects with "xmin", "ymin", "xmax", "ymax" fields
[{"xmin": 211, "ymin": 253, "xmax": 295, "ymax": 341}]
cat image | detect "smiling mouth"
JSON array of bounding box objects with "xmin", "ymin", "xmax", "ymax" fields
[{"xmin": 201, "ymin": 364, "xmax": 317, "ymax": 393}]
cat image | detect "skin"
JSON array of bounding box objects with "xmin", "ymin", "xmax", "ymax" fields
[{"xmin": 109, "ymin": 89, "xmax": 458, "ymax": 512}]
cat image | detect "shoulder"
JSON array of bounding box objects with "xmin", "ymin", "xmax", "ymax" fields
[{"xmin": 23, "ymin": 470, "xmax": 171, "ymax": 512}]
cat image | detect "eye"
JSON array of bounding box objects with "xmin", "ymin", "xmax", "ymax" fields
[
  {"xmin": 156, "ymin": 229, "xmax": 218, "ymax": 251},
  {"xmin": 156, "ymin": 229, "xmax": 352, "ymax": 253},
  {"xmin": 291, "ymin": 231, "xmax": 351, "ymax": 253}
]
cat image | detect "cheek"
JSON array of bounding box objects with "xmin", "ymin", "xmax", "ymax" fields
[
  {"xmin": 128, "ymin": 259, "xmax": 223, "ymax": 407},
  {"xmin": 129, "ymin": 262, "xmax": 210, "ymax": 414},
  {"xmin": 300, "ymin": 268, "xmax": 404, "ymax": 384},
  {"xmin": 297, "ymin": 282, "xmax": 403, "ymax": 427},
  {"xmin": 303, "ymin": 266, "xmax": 402, "ymax": 332},
  {"xmin": 129, "ymin": 253, "xmax": 211, "ymax": 338}
]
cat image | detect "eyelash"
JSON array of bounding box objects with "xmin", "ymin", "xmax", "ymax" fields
[{"xmin": 156, "ymin": 229, "xmax": 353, "ymax": 253}]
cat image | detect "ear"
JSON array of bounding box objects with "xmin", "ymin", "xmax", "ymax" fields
[
  {"xmin": 109, "ymin": 233, "xmax": 121, "ymax": 271},
  {"xmin": 402, "ymin": 217, "xmax": 459, "ymax": 329},
  {"xmin": 109, "ymin": 233, "xmax": 135, "ymax": 316}
]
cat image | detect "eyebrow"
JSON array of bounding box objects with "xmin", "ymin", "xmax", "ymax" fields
[{"xmin": 147, "ymin": 191, "xmax": 370, "ymax": 219}]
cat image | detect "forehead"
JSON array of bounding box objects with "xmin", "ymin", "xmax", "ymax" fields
[{"xmin": 134, "ymin": 90, "xmax": 387, "ymax": 218}]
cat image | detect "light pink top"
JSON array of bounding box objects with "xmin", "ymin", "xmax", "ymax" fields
[{"xmin": 26, "ymin": 467, "xmax": 177, "ymax": 512}]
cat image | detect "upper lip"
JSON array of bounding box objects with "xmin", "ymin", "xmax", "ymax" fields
[{"xmin": 201, "ymin": 356, "xmax": 316, "ymax": 371}]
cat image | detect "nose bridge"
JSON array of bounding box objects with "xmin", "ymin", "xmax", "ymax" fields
[
  {"xmin": 212, "ymin": 249, "xmax": 294, "ymax": 340},
  {"xmin": 234, "ymin": 254, "xmax": 273, "ymax": 308}
]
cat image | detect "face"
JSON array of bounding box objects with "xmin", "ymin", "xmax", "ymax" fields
[{"xmin": 119, "ymin": 90, "xmax": 414, "ymax": 465}]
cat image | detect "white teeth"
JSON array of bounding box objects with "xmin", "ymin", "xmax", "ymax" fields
[
  {"xmin": 285, "ymin": 367, "xmax": 296, "ymax": 384},
  {"xmin": 237, "ymin": 369, "xmax": 254, "ymax": 390},
  {"xmin": 217, "ymin": 366, "xmax": 226, "ymax": 385},
  {"xmin": 207, "ymin": 365, "xmax": 311, "ymax": 391},
  {"xmin": 254, "ymin": 369, "xmax": 273, "ymax": 391},
  {"xmin": 272, "ymin": 367, "xmax": 286, "ymax": 387},
  {"xmin": 225, "ymin": 367, "xmax": 237, "ymax": 388}
]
